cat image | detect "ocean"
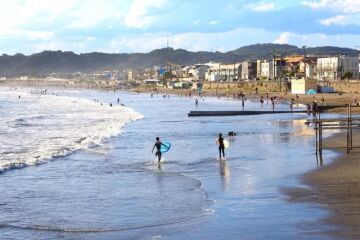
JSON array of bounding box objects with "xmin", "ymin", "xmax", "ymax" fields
[{"xmin": 0, "ymin": 87, "xmax": 337, "ymax": 239}]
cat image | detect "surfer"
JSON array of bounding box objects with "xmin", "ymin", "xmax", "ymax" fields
[
  {"xmin": 152, "ymin": 137, "xmax": 167, "ymax": 164},
  {"xmin": 216, "ymin": 133, "xmax": 225, "ymax": 160}
]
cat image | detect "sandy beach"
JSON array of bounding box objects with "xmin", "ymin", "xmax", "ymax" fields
[{"xmin": 286, "ymin": 130, "xmax": 360, "ymax": 239}]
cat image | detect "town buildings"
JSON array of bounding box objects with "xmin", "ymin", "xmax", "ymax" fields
[
  {"xmin": 317, "ymin": 56, "xmax": 359, "ymax": 80},
  {"xmin": 123, "ymin": 53, "xmax": 360, "ymax": 88},
  {"xmin": 241, "ymin": 61, "xmax": 257, "ymax": 80}
]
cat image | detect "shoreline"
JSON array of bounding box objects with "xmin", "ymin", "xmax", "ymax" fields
[
  {"xmin": 286, "ymin": 130, "xmax": 360, "ymax": 239},
  {"xmin": 2, "ymin": 80, "xmax": 360, "ymax": 113},
  {"xmin": 134, "ymin": 85, "xmax": 360, "ymax": 114}
]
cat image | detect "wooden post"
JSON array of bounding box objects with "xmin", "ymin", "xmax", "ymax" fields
[
  {"xmin": 350, "ymin": 102, "xmax": 353, "ymax": 150},
  {"xmin": 347, "ymin": 104, "xmax": 350, "ymax": 154},
  {"xmin": 319, "ymin": 121, "xmax": 322, "ymax": 155}
]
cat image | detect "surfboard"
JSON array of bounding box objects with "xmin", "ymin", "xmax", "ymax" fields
[
  {"xmin": 160, "ymin": 141, "xmax": 171, "ymax": 153},
  {"xmin": 223, "ymin": 140, "xmax": 230, "ymax": 149}
]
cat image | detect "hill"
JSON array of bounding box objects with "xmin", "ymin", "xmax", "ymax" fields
[{"xmin": 0, "ymin": 44, "xmax": 358, "ymax": 76}]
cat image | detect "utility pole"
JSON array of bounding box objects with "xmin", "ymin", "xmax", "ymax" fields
[{"xmin": 273, "ymin": 49, "xmax": 280, "ymax": 92}]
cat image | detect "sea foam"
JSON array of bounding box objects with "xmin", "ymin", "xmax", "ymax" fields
[{"xmin": 0, "ymin": 89, "xmax": 143, "ymax": 172}]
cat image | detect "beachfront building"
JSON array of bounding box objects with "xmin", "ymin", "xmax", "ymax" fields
[
  {"xmin": 284, "ymin": 55, "xmax": 304, "ymax": 77},
  {"xmin": 188, "ymin": 65, "xmax": 209, "ymax": 81},
  {"xmin": 291, "ymin": 78, "xmax": 318, "ymax": 94},
  {"xmin": 206, "ymin": 63, "xmax": 241, "ymax": 82},
  {"xmin": 305, "ymin": 61, "xmax": 317, "ymax": 79},
  {"xmin": 260, "ymin": 61, "xmax": 273, "ymax": 79},
  {"xmin": 241, "ymin": 61, "xmax": 257, "ymax": 80},
  {"xmin": 317, "ymin": 56, "xmax": 359, "ymax": 80},
  {"xmin": 273, "ymin": 59, "xmax": 286, "ymax": 80},
  {"xmin": 259, "ymin": 59, "xmax": 286, "ymax": 80},
  {"xmin": 256, "ymin": 60, "xmax": 266, "ymax": 78}
]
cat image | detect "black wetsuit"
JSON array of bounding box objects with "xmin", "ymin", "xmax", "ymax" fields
[
  {"xmin": 218, "ymin": 137, "xmax": 225, "ymax": 159},
  {"xmin": 154, "ymin": 141, "xmax": 162, "ymax": 162}
]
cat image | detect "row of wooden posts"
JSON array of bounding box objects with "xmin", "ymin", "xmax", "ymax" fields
[{"xmin": 312, "ymin": 103, "xmax": 360, "ymax": 158}]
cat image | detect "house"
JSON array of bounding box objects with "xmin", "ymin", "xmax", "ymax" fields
[
  {"xmin": 317, "ymin": 56, "xmax": 359, "ymax": 80},
  {"xmin": 284, "ymin": 55, "xmax": 304, "ymax": 76}
]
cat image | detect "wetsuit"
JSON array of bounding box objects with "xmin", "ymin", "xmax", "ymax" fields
[
  {"xmin": 218, "ymin": 137, "xmax": 225, "ymax": 159},
  {"xmin": 154, "ymin": 141, "xmax": 162, "ymax": 162}
]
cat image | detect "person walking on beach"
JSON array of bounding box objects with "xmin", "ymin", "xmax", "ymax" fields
[
  {"xmin": 290, "ymin": 98, "xmax": 295, "ymax": 111},
  {"xmin": 312, "ymin": 101, "xmax": 318, "ymax": 116},
  {"xmin": 195, "ymin": 99, "xmax": 199, "ymax": 107},
  {"xmin": 259, "ymin": 96, "xmax": 264, "ymax": 107},
  {"xmin": 216, "ymin": 133, "xmax": 225, "ymax": 160},
  {"xmin": 152, "ymin": 137, "xmax": 166, "ymax": 164},
  {"xmin": 270, "ymin": 97, "xmax": 275, "ymax": 110},
  {"xmin": 306, "ymin": 103, "xmax": 311, "ymax": 115}
]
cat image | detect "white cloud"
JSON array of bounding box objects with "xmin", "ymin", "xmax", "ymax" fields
[
  {"xmin": 209, "ymin": 20, "xmax": 219, "ymax": 25},
  {"xmin": 248, "ymin": 2, "xmax": 275, "ymax": 12},
  {"xmin": 273, "ymin": 32, "xmax": 291, "ymax": 44},
  {"xmin": 302, "ymin": 0, "xmax": 360, "ymax": 13},
  {"xmin": 109, "ymin": 28, "xmax": 270, "ymax": 53},
  {"xmin": 320, "ymin": 15, "xmax": 349, "ymax": 26},
  {"xmin": 124, "ymin": 0, "xmax": 167, "ymax": 29},
  {"xmin": 272, "ymin": 31, "xmax": 360, "ymax": 48}
]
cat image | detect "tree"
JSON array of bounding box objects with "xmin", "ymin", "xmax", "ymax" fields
[{"xmin": 343, "ymin": 71, "xmax": 353, "ymax": 79}]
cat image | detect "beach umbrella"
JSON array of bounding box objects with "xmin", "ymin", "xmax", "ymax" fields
[{"xmin": 307, "ymin": 89, "xmax": 317, "ymax": 95}]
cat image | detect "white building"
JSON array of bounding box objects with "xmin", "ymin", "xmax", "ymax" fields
[
  {"xmin": 305, "ymin": 63, "xmax": 317, "ymax": 79},
  {"xmin": 188, "ymin": 65, "xmax": 209, "ymax": 81},
  {"xmin": 317, "ymin": 56, "xmax": 359, "ymax": 80},
  {"xmin": 260, "ymin": 61, "xmax": 273, "ymax": 79},
  {"xmin": 206, "ymin": 63, "xmax": 241, "ymax": 81},
  {"xmin": 256, "ymin": 60, "xmax": 265, "ymax": 78}
]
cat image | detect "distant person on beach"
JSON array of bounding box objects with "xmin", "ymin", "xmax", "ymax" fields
[
  {"xmin": 259, "ymin": 96, "xmax": 264, "ymax": 107},
  {"xmin": 306, "ymin": 103, "xmax": 311, "ymax": 115},
  {"xmin": 270, "ymin": 97, "xmax": 275, "ymax": 110},
  {"xmin": 195, "ymin": 99, "xmax": 198, "ymax": 106},
  {"xmin": 216, "ymin": 133, "xmax": 225, "ymax": 160},
  {"xmin": 110, "ymin": 103, "xmax": 112, "ymax": 107},
  {"xmin": 241, "ymin": 97, "xmax": 245, "ymax": 109},
  {"xmin": 228, "ymin": 131, "xmax": 236, "ymax": 140},
  {"xmin": 152, "ymin": 137, "xmax": 166, "ymax": 164},
  {"xmin": 290, "ymin": 98, "xmax": 295, "ymax": 111},
  {"xmin": 117, "ymin": 98, "xmax": 120, "ymax": 104},
  {"xmin": 151, "ymin": 93, "xmax": 153, "ymax": 98},
  {"xmin": 312, "ymin": 101, "xmax": 318, "ymax": 116},
  {"xmin": 18, "ymin": 95, "xmax": 21, "ymax": 99},
  {"xmin": 353, "ymin": 97, "xmax": 359, "ymax": 106}
]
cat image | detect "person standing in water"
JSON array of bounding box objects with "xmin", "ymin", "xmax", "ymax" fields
[
  {"xmin": 152, "ymin": 137, "xmax": 167, "ymax": 164},
  {"xmin": 216, "ymin": 133, "xmax": 225, "ymax": 160}
]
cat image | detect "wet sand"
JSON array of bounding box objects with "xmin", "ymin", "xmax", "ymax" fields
[
  {"xmin": 135, "ymin": 85, "xmax": 360, "ymax": 113},
  {"xmin": 286, "ymin": 130, "xmax": 360, "ymax": 239}
]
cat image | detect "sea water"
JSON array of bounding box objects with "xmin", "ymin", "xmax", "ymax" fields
[{"xmin": 0, "ymin": 87, "xmax": 338, "ymax": 239}]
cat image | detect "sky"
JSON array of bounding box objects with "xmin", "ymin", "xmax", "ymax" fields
[{"xmin": 0, "ymin": 0, "xmax": 360, "ymax": 55}]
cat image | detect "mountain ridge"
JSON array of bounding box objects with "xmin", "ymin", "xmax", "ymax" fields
[{"xmin": 0, "ymin": 43, "xmax": 359, "ymax": 76}]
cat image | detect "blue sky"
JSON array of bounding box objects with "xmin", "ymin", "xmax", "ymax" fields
[{"xmin": 0, "ymin": 0, "xmax": 359, "ymax": 54}]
